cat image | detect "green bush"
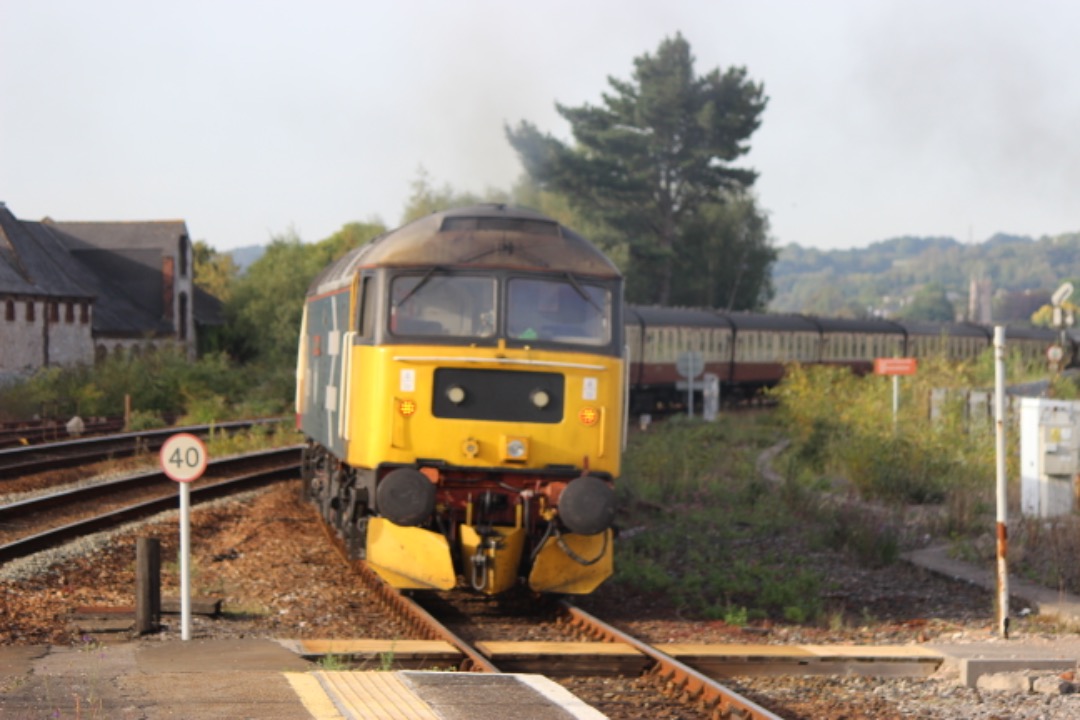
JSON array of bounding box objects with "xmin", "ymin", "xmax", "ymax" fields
[
  {"xmin": 0, "ymin": 348, "xmax": 292, "ymax": 424},
  {"xmin": 770, "ymin": 357, "xmax": 1003, "ymax": 511}
]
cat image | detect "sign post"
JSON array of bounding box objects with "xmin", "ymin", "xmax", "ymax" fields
[
  {"xmin": 874, "ymin": 358, "xmax": 918, "ymax": 426},
  {"xmin": 159, "ymin": 433, "xmax": 208, "ymax": 641},
  {"xmin": 993, "ymin": 326, "xmax": 1010, "ymax": 637},
  {"xmin": 676, "ymin": 352, "xmax": 705, "ymax": 418}
]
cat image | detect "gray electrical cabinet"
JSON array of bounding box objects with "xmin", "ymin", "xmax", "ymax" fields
[{"xmin": 1020, "ymin": 397, "xmax": 1080, "ymax": 517}]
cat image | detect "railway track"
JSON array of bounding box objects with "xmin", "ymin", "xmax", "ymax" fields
[
  {"xmin": 0, "ymin": 418, "xmax": 284, "ymax": 481},
  {"xmin": 0, "ymin": 417, "xmax": 126, "ymax": 448},
  {"xmin": 314, "ymin": 522, "xmax": 783, "ymax": 719},
  {"xmin": 0, "ymin": 446, "xmax": 301, "ymax": 563}
]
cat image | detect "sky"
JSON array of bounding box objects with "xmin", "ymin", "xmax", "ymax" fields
[{"xmin": 2, "ymin": 0, "xmax": 1078, "ymax": 253}]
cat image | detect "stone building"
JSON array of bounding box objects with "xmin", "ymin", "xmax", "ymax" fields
[
  {"xmin": 0, "ymin": 207, "xmax": 96, "ymax": 379},
  {"xmin": 0, "ymin": 202, "xmax": 216, "ymax": 381}
]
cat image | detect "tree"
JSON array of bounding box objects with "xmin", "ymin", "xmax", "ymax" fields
[
  {"xmin": 900, "ymin": 283, "xmax": 956, "ymax": 322},
  {"xmin": 400, "ymin": 167, "xmax": 510, "ymax": 225},
  {"xmin": 506, "ymin": 33, "xmax": 769, "ymax": 306},
  {"xmin": 677, "ymin": 193, "xmax": 776, "ymax": 310},
  {"xmin": 225, "ymin": 222, "xmax": 385, "ymax": 368},
  {"xmin": 192, "ymin": 240, "xmax": 238, "ymax": 303}
]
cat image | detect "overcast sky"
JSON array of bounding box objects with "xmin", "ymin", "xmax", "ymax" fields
[{"xmin": 2, "ymin": 0, "xmax": 1077, "ymax": 252}]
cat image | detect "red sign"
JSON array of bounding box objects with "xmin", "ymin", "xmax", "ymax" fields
[{"xmin": 874, "ymin": 358, "xmax": 917, "ymax": 376}]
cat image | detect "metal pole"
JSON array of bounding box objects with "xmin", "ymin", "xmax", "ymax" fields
[
  {"xmin": 994, "ymin": 326, "xmax": 1010, "ymax": 638},
  {"xmin": 687, "ymin": 376, "xmax": 695, "ymax": 418},
  {"xmin": 180, "ymin": 483, "xmax": 192, "ymax": 641},
  {"xmin": 892, "ymin": 375, "xmax": 900, "ymax": 427}
]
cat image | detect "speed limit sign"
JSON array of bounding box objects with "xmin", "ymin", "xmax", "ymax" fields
[{"xmin": 160, "ymin": 433, "xmax": 208, "ymax": 483}]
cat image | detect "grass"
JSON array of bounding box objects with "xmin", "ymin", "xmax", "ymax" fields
[{"xmin": 610, "ymin": 413, "xmax": 829, "ymax": 624}]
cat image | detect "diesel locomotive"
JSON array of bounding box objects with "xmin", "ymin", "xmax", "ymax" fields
[{"xmin": 296, "ymin": 205, "xmax": 624, "ymax": 595}]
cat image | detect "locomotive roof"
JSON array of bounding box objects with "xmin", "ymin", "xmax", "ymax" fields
[{"xmin": 308, "ymin": 205, "xmax": 620, "ymax": 296}]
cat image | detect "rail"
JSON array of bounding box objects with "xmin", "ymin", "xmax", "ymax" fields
[
  {"xmin": 0, "ymin": 447, "xmax": 301, "ymax": 563},
  {"xmin": 0, "ymin": 418, "xmax": 286, "ymax": 480},
  {"xmin": 560, "ymin": 600, "xmax": 786, "ymax": 720}
]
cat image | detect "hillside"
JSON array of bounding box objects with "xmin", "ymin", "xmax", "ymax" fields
[{"xmin": 769, "ymin": 231, "xmax": 1080, "ymax": 321}]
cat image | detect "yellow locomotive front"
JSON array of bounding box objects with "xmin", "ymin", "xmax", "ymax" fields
[{"xmin": 297, "ymin": 206, "xmax": 624, "ymax": 595}]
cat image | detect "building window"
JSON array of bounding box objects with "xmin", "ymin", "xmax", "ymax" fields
[
  {"xmin": 4, "ymin": 300, "xmax": 13, "ymax": 321},
  {"xmin": 179, "ymin": 235, "xmax": 189, "ymax": 277},
  {"xmin": 65, "ymin": 302, "xmax": 75, "ymax": 323},
  {"xmin": 48, "ymin": 302, "xmax": 59, "ymax": 322},
  {"xmin": 178, "ymin": 292, "xmax": 189, "ymax": 341},
  {"xmin": 80, "ymin": 303, "xmax": 90, "ymax": 324},
  {"xmin": 26, "ymin": 301, "xmax": 35, "ymax": 322}
]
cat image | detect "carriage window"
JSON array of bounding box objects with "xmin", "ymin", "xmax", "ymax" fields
[
  {"xmin": 390, "ymin": 273, "xmax": 495, "ymax": 338},
  {"xmin": 507, "ymin": 278, "xmax": 611, "ymax": 346}
]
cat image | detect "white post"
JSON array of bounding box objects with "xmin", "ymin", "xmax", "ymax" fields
[
  {"xmin": 180, "ymin": 483, "xmax": 192, "ymax": 641},
  {"xmin": 687, "ymin": 375, "xmax": 695, "ymax": 418},
  {"xmin": 993, "ymin": 325, "xmax": 1010, "ymax": 638},
  {"xmin": 892, "ymin": 375, "xmax": 900, "ymax": 426}
]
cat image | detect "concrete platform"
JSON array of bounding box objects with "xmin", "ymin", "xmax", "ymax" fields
[
  {"xmin": 904, "ymin": 542, "xmax": 1080, "ymax": 626},
  {"xmin": 0, "ymin": 639, "xmax": 605, "ymax": 720},
  {"xmin": 904, "ymin": 542, "xmax": 1080, "ymax": 685}
]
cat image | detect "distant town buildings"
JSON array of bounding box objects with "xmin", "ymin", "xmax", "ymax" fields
[
  {"xmin": 0, "ymin": 202, "xmax": 221, "ymax": 382},
  {"xmin": 968, "ymin": 275, "xmax": 993, "ymax": 324}
]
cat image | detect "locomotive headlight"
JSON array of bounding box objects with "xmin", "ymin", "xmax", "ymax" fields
[
  {"xmin": 446, "ymin": 385, "xmax": 467, "ymax": 405},
  {"xmin": 530, "ymin": 389, "xmax": 550, "ymax": 409},
  {"xmin": 501, "ymin": 435, "xmax": 529, "ymax": 462}
]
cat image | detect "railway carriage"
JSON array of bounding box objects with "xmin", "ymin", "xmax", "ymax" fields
[
  {"xmin": 894, "ymin": 321, "xmax": 990, "ymax": 362},
  {"xmin": 297, "ymin": 205, "xmax": 624, "ymax": 595},
  {"xmin": 626, "ymin": 306, "xmax": 1069, "ymax": 410},
  {"xmin": 814, "ymin": 317, "xmax": 906, "ymax": 372},
  {"xmin": 1005, "ymin": 325, "xmax": 1060, "ymax": 365},
  {"xmin": 727, "ymin": 312, "xmax": 822, "ymax": 392}
]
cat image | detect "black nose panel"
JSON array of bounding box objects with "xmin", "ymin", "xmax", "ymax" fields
[{"xmin": 432, "ymin": 368, "xmax": 564, "ymax": 423}]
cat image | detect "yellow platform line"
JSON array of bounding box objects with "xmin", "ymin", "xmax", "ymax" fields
[
  {"xmin": 285, "ymin": 673, "xmax": 346, "ymax": 720},
  {"xmin": 321, "ymin": 671, "xmax": 440, "ymax": 720}
]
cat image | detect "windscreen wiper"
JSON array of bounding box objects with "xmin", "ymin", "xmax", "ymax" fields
[
  {"xmin": 564, "ymin": 272, "xmax": 604, "ymax": 313},
  {"xmin": 394, "ymin": 266, "xmax": 445, "ymax": 308}
]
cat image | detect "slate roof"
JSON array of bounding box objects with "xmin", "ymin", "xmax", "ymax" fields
[
  {"xmin": 0, "ymin": 204, "xmax": 222, "ymax": 335},
  {"xmin": 0, "ymin": 204, "xmax": 95, "ymax": 300}
]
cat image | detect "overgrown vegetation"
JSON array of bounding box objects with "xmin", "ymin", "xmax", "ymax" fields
[
  {"xmin": 611, "ymin": 415, "xmax": 825, "ymax": 624},
  {"xmin": 0, "ymin": 347, "xmax": 290, "ymax": 425},
  {"xmin": 607, "ymin": 351, "xmax": 1080, "ymax": 625},
  {"xmin": 771, "ymin": 349, "xmax": 1080, "ymax": 597}
]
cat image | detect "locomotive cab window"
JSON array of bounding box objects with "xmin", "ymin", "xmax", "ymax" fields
[
  {"xmin": 390, "ymin": 273, "xmax": 496, "ymax": 339},
  {"xmin": 357, "ymin": 275, "xmax": 376, "ymax": 338},
  {"xmin": 507, "ymin": 277, "xmax": 610, "ymax": 346}
]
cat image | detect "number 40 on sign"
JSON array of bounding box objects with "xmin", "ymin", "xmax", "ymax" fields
[{"xmin": 160, "ymin": 433, "xmax": 208, "ymax": 483}]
